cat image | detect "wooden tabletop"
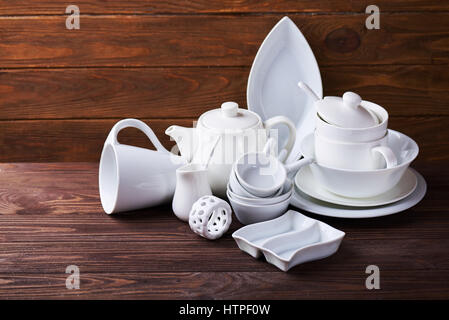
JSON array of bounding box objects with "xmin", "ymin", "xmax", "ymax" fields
[{"xmin": 0, "ymin": 162, "xmax": 447, "ymax": 299}]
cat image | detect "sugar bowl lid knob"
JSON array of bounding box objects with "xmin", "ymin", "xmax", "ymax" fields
[
  {"xmin": 318, "ymin": 92, "xmax": 379, "ymax": 128},
  {"xmin": 343, "ymin": 92, "xmax": 362, "ymax": 110},
  {"xmin": 298, "ymin": 81, "xmax": 379, "ymax": 128}
]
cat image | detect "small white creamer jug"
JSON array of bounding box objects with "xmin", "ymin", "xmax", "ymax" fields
[{"xmin": 172, "ymin": 163, "xmax": 212, "ymax": 222}]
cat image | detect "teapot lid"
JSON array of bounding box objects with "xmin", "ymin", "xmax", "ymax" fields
[
  {"xmin": 199, "ymin": 102, "xmax": 261, "ymax": 131},
  {"xmin": 316, "ymin": 92, "xmax": 379, "ymax": 128}
]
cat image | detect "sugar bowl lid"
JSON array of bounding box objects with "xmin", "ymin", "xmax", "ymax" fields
[
  {"xmin": 316, "ymin": 92, "xmax": 379, "ymax": 128},
  {"xmin": 199, "ymin": 102, "xmax": 261, "ymax": 131}
]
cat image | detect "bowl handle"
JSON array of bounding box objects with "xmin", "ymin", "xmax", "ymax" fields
[
  {"xmin": 284, "ymin": 157, "xmax": 314, "ymax": 179},
  {"xmin": 372, "ymin": 146, "xmax": 398, "ymax": 168}
]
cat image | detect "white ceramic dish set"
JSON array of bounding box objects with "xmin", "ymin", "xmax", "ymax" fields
[
  {"xmin": 98, "ymin": 16, "xmax": 426, "ymax": 271},
  {"xmin": 246, "ymin": 16, "xmax": 425, "ymax": 214}
]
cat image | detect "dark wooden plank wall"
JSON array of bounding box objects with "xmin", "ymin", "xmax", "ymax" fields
[
  {"xmin": 1, "ymin": 1, "xmax": 448, "ymax": 14},
  {"xmin": 0, "ymin": 1, "xmax": 448, "ymax": 163}
]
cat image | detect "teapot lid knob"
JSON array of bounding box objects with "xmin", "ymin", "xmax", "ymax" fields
[{"xmin": 221, "ymin": 101, "xmax": 239, "ymax": 117}]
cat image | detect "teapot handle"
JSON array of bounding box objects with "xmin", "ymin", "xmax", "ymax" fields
[
  {"xmin": 263, "ymin": 138, "xmax": 288, "ymax": 162},
  {"xmin": 262, "ymin": 138, "xmax": 276, "ymax": 156},
  {"xmin": 106, "ymin": 118, "xmax": 169, "ymax": 154},
  {"xmin": 264, "ymin": 116, "xmax": 296, "ymax": 160}
]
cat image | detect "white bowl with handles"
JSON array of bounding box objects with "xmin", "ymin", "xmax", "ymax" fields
[
  {"xmin": 314, "ymin": 132, "xmax": 397, "ymax": 170},
  {"xmin": 300, "ymin": 130, "xmax": 419, "ymax": 198}
]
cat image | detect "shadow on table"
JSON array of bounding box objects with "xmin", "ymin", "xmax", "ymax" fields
[{"xmin": 103, "ymin": 203, "xmax": 175, "ymax": 220}]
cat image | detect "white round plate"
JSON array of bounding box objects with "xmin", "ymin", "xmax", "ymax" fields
[
  {"xmin": 295, "ymin": 165, "xmax": 418, "ymax": 207},
  {"xmin": 290, "ymin": 167, "xmax": 426, "ymax": 218},
  {"xmin": 247, "ymin": 16, "xmax": 322, "ymax": 164}
]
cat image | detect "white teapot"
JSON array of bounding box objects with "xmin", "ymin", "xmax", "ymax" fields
[{"xmin": 165, "ymin": 101, "xmax": 296, "ymax": 196}]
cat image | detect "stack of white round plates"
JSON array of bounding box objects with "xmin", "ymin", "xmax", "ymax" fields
[{"xmin": 290, "ymin": 166, "xmax": 427, "ymax": 218}]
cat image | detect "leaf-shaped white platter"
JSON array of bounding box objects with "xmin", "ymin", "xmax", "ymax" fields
[
  {"xmin": 247, "ymin": 16, "xmax": 323, "ymax": 164},
  {"xmin": 232, "ymin": 210, "xmax": 345, "ymax": 271}
]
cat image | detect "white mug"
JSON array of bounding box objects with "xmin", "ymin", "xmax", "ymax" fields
[
  {"xmin": 314, "ymin": 132, "xmax": 397, "ymax": 170},
  {"xmin": 99, "ymin": 118, "xmax": 185, "ymax": 214}
]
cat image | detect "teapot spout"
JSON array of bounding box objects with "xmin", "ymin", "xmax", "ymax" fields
[{"xmin": 165, "ymin": 125, "xmax": 197, "ymax": 162}]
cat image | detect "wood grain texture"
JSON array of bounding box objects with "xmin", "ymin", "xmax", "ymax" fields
[
  {"xmin": 0, "ymin": 271, "xmax": 448, "ymax": 299},
  {"xmin": 0, "ymin": 14, "xmax": 448, "ymax": 68},
  {"xmin": 0, "ymin": 163, "xmax": 448, "ymax": 299},
  {"xmin": 1, "ymin": 0, "xmax": 448, "ymax": 15},
  {"xmin": 0, "ymin": 119, "xmax": 186, "ymax": 162},
  {"xmin": 0, "ymin": 235, "xmax": 448, "ymax": 273},
  {"xmin": 0, "ymin": 65, "xmax": 448, "ymax": 120},
  {"xmin": 1, "ymin": 117, "xmax": 448, "ymax": 162},
  {"xmin": 0, "ymin": 68, "xmax": 247, "ymax": 120}
]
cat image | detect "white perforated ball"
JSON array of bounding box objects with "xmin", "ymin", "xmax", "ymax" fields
[{"xmin": 189, "ymin": 195, "xmax": 232, "ymax": 240}]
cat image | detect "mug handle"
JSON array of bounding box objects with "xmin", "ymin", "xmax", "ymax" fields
[
  {"xmin": 105, "ymin": 118, "xmax": 170, "ymax": 154},
  {"xmin": 372, "ymin": 146, "xmax": 398, "ymax": 168},
  {"xmin": 264, "ymin": 116, "xmax": 296, "ymax": 160}
]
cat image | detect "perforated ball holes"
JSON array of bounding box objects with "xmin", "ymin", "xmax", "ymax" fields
[
  {"xmin": 207, "ymin": 207, "xmax": 229, "ymax": 237},
  {"xmin": 189, "ymin": 196, "xmax": 232, "ymax": 240}
]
